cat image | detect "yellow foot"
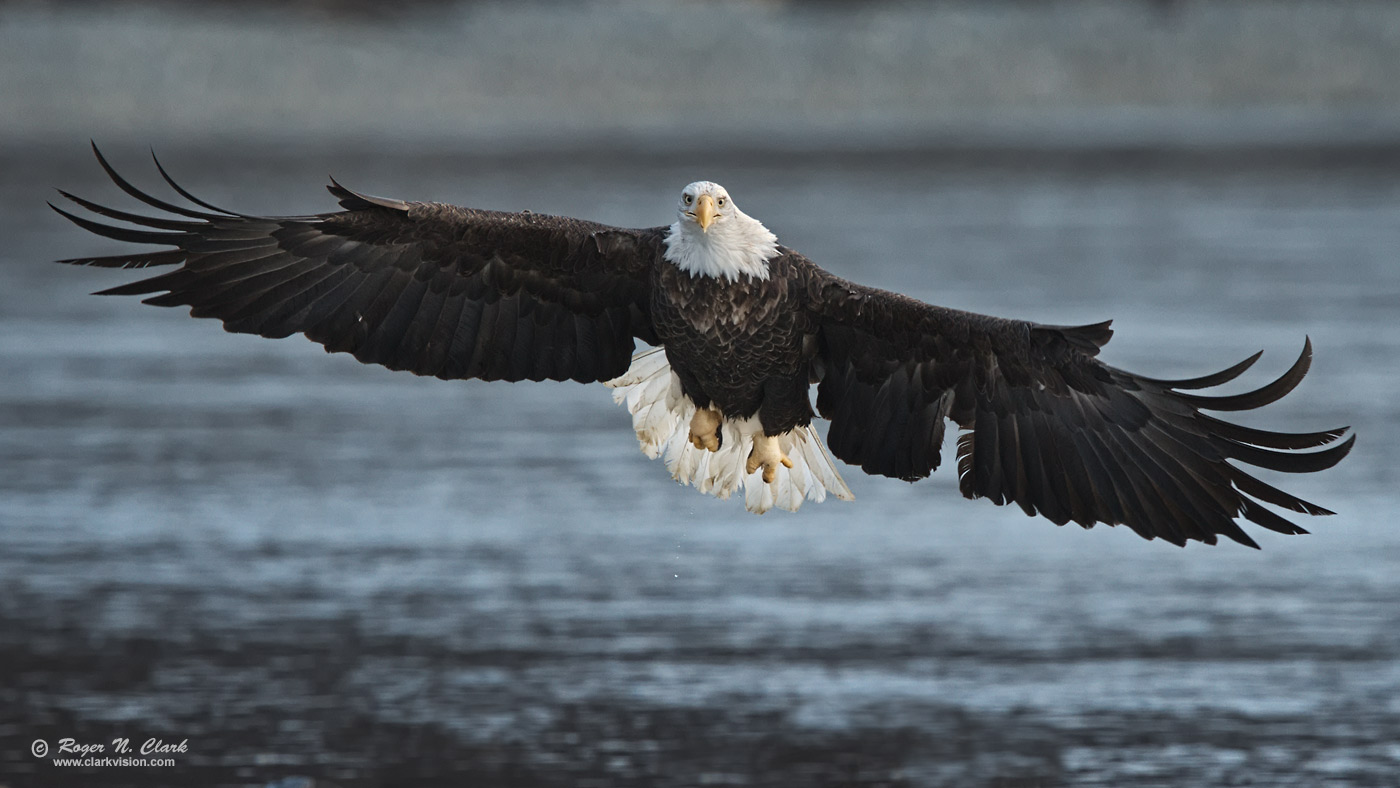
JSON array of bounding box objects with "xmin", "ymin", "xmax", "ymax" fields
[
  {"xmin": 746, "ymin": 433, "xmax": 794, "ymax": 483},
  {"xmin": 688, "ymin": 407, "xmax": 722, "ymax": 451}
]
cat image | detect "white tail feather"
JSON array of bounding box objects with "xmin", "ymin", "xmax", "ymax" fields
[{"xmin": 605, "ymin": 348, "xmax": 855, "ymax": 513}]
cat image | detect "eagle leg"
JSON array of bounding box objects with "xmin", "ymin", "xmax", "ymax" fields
[
  {"xmin": 746, "ymin": 433, "xmax": 794, "ymax": 484},
  {"xmin": 689, "ymin": 407, "xmax": 723, "ymax": 452}
]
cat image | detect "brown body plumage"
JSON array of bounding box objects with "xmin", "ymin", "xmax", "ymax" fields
[
  {"xmin": 654, "ymin": 253, "xmax": 820, "ymax": 436},
  {"xmin": 53, "ymin": 145, "xmax": 1354, "ymax": 547}
]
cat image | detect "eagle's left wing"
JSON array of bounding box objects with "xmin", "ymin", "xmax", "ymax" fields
[{"xmin": 810, "ymin": 272, "xmax": 1353, "ymax": 547}]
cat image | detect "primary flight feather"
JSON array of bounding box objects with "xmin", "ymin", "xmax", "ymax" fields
[{"xmin": 53, "ymin": 145, "xmax": 1354, "ymax": 547}]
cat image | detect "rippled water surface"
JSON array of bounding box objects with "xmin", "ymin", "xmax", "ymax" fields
[{"xmin": 2, "ymin": 148, "xmax": 1398, "ymax": 786}]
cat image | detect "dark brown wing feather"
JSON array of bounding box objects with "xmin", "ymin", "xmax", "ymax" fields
[
  {"xmin": 811, "ymin": 271, "xmax": 1353, "ymax": 548},
  {"xmin": 53, "ymin": 145, "xmax": 665, "ymax": 384}
]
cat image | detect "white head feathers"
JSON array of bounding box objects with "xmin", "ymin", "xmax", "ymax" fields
[{"xmin": 663, "ymin": 181, "xmax": 779, "ymax": 282}]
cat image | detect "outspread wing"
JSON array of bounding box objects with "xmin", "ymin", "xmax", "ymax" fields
[
  {"xmin": 52, "ymin": 145, "xmax": 665, "ymax": 383},
  {"xmin": 812, "ymin": 273, "xmax": 1354, "ymax": 548}
]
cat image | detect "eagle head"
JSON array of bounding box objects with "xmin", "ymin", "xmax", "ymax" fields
[
  {"xmin": 665, "ymin": 181, "xmax": 779, "ymax": 282},
  {"xmin": 678, "ymin": 181, "xmax": 732, "ymax": 233}
]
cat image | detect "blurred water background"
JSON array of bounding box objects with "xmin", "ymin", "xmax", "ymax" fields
[{"xmin": 2, "ymin": 2, "xmax": 1399, "ymax": 786}]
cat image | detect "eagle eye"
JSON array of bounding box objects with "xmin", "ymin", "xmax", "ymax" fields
[
  {"xmin": 717, "ymin": 197, "xmax": 727, "ymax": 207},
  {"xmin": 683, "ymin": 194, "xmax": 693, "ymax": 205}
]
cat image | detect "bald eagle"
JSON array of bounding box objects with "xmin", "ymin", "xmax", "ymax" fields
[{"xmin": 52, "ymin": 145, "xmax": 1354, "ymax": 548}]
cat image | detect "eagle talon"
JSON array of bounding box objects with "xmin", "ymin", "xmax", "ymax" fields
[
  {"xmin": 746, "ymin": 433, "xmax": 794, "ymax": 483},
  {"xmin": 688, "ymin": 407, "xmax": 722, "ymax": 452}
]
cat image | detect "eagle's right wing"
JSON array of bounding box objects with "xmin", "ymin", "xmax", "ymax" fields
[{"xmin": 53, "ymin": 145, "xmax": 665, "ymax": 383}]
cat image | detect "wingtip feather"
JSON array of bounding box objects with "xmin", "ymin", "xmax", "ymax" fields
[{"xmin": 1179, "ymin": 339, "xmax": 1313, "ymax": 412}]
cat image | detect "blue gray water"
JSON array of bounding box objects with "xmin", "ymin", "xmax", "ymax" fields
[{"xmin": 2, "ymin": 147, "xmax": 1398, "ymax": 786}]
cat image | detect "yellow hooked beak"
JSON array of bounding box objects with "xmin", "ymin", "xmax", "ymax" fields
[{"xmin": 693, "ymin": 194, "xmax": 716, "ymax": 232}]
